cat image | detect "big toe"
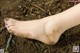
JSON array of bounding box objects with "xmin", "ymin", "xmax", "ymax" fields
[{"xmin": 4, "ymin": 18, "xmax": 15, "ymax": 28}]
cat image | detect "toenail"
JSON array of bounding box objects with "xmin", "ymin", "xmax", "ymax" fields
[{"xmin": 4, "ymin": 18, "xmax": 9, "ymax": 21}]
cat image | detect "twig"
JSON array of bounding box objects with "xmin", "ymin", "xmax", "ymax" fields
[
  {"xmin": 5, "ymin": 34, "xmax": 13, "ymax": 53},
  {"xmin": 48, "ymin": 0, "xmax": 54, "ymax": 7},
  {"xmin": 47, "ymin": 10, "xmax": 51, "ymax": 16},
  {"xmin": 0, "ymin": 27, "xmax": 6, "ymax": 33},
  {"xmin": 30, "ymin": 3, "xmax": 46, "ymax": 13},
  {"xmin": 46, "ymin": 0, "xmax": 54, "ymax": 15},
  {"xmin": 47, "ymin": 0, "xmax": 54, "ymax": 10}
]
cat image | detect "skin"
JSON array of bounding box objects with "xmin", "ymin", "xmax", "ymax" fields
[{"xmin": 4, "ymin": 3, "xmax": 80, "ymax": 45}]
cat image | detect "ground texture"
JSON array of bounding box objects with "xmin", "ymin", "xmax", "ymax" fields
[{"xmin": 0, "ymin": 0, "xmax": 80, "ymax": 53}]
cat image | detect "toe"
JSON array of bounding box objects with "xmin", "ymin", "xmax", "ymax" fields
[
  {"xmin": 7, "ymin": 26, "xmax": 15, "ymax": 33},
  {"xmin": 4, "ymin": 18, "xmax": 10, "ymax": 25},
  {"xmin": 4, "ymin": 18, "xmax": 14, "ymax": 27},
  {"xmin": 4, "ymin": 18, "xmax": 10, "ymax": 24},
  {"xmin": 4, "ymin": 18, "xmax": 10, "ymax": 27},
  {"xmin": 4, "ymin": 18, "xmax": 16, "ymax": 33},
  {"xmin": 4, "ymin": 18, "xmax": 9, "ymax": 22}
]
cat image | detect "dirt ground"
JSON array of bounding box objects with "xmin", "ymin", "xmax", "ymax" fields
[{"xmin": 0, "ymin": 0, "xmax": 80, "ymax": 53}]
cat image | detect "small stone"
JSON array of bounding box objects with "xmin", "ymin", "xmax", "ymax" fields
[{"xmin": 18, "ymin": 6, "xmax": 22, "ymax": 8}]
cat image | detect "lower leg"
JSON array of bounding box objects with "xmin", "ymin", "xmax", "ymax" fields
[
  {"xmin": 4, "ymin": 3, "xmax": 80, "ymax": 45},
  {"xmin": 57, "ymin": 3, "xmax": 80, "ymax": 30}
]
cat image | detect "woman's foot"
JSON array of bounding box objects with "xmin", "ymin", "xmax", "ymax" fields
[
  {"xmin": 4, "ymin": 17, "xmax": 63, "ymax": 45},
  {"xmin": 4, "ymin": 3, "xmax": 80, "ymax": 45}
]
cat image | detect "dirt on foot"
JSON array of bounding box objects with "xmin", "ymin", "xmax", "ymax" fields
[{"xmin": 0, "ymin": 0, "xmax": 80, "ymax": 53}]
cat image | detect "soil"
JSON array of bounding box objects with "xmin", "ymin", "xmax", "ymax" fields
[{"xmin": 0, "ymin": 0, "xmax": 80, "ymax": 53}]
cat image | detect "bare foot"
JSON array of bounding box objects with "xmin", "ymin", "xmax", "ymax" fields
[
  {"xmin": 4, "ymin": 17, "xmax": 63, "ymax": 45},
  {"xmin": 4, "ymin": 3, "xmax": 80, "ymax": 45}
]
